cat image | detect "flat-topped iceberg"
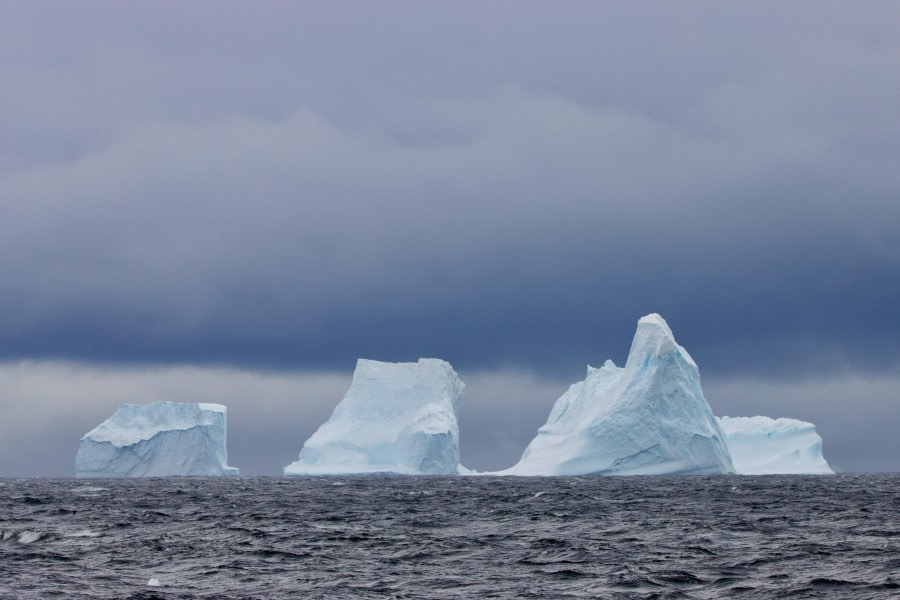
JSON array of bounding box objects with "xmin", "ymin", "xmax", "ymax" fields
[
  {"xmin": 284, "ymin": 358, "xmax": 465, "ymax": 475},
  {"xmin": 505, "ymin": 314, "xmax": 735, "ymax": 476},
  {"xmin": 717, "ymin": 416, "xmax": 833, "ymax": 474},
  {"xmin": 76, "ymin": 402, "xmax": 239, "ymax": 478}
]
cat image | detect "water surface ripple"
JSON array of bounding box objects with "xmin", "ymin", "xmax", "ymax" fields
[{"xmin": 0, "ymin": 475, "xmax": 897, "ymax": 598}]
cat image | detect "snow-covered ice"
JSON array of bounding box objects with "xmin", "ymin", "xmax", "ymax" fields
[
  {"xmin": 504, "ymin": 314, "xmax": 735, "ymax": 476},
  {"xmin": 718, "ymin": 416, "xmax": 834, "ymax": 474},
  {"xmin": 75, "ymin": 402, "xmax": 240, "ymax": 478},
  {"xmin": 284, "ymin": 358, "xmax": 465, "ymax": 475}
]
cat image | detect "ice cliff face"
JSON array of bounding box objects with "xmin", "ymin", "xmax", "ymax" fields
[
  {"xmin": 75, "ymin": 402, "xmax": 240, "ymax": 478},
  {"xmin": 284, "ymin": 358, "xmax": 465, "ymax": 475},
  {"xmin": 717, "ymin": 416, "xmax": 833, "ymax": 474},
  {"xmin": 506, "ymin": 314, "xmax": 735, "ymax": 476}
]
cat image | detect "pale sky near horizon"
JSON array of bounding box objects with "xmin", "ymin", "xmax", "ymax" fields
[{"xmin": 1, "ymin": 2, "xmax": 898, "ymax": 475}]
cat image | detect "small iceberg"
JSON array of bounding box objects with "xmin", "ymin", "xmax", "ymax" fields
[
  {"xmin": 76, "ymin": 402, "xmax": 240, "ymax": 478},
  {"xmin": 718, "ymin": 416, "xmax": 834, "ymax": 474}
]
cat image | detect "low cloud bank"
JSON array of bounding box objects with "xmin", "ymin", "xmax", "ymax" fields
[{"xmin": 0, "ymin": 361, "xmax": 894, "ymax": 476}]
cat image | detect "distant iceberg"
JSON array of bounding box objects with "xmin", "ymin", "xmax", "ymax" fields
[
  {"xmin": 284, "ymin": 358, "xmax": 465, "ymax": 475},
  {"xmin": 504, "ymin": 314, "xmax": 735, "ymax": 476},
  {"xmin": 718, "ymin": 416, "xmax": 833, "ymax": 474},
  {"xmin": 75, "ymin": 402, "xmax": 239, "ymax": 478}
]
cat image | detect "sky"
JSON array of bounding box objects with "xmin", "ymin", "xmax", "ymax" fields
[{"xmin": 1, "ymin": 2, "xmax": 898, "ymax": 475}]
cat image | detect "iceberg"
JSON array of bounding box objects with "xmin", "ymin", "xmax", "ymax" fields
[
  {"xmin": 506, "ymin": 314, "xmax": 735, "ymax": 476},
  {"xmin": 75, "ymin": 402, "xmax": 240, "ymax": 478},
  {"xmin": 284, "ymin": 358, "xmax": 465, "ymax": 475},
  {"xmin": 717, "ymin": 416, "xmax": 833, "ymax": 474}
]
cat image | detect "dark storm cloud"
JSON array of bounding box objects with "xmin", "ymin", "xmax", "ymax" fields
[{"xmin": 1, "ymin": 2, "xmax": 899, "ymax": 380}]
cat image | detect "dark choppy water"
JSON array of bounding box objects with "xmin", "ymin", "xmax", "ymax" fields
[{"xmin": 0, "ymin": 475, "xmax": 898, "ymax": 599}]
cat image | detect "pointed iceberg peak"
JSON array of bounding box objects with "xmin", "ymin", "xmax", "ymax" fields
[
  {"xmin": 638, "ymin": 312, "xmax": 670, "ymax": 328},
  {"xmin": 626, "ymin": 313, "xmax": 697, "ymax": 370},
  {"xmin": 506, "ymin": 312, "xmax": 732, "ymax": 476}
]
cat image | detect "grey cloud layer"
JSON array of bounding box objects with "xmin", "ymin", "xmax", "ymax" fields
[{"xmin": 1, "ymin": 3, "xmax": 899, "ymax": 378}]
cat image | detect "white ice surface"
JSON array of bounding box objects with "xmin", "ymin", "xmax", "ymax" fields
[
  {"xmin": 503, "ymin": 314, "xmax": 735, "ymax": 476},
  {"xmin": 76, "ymin": 402, "xmax": 240, "ymax": 478},
  {"xmin": 284, "ymin": 358, "xmax": 465, "ymax": 475},
  {"xmin": 84, "ymin": 402, "xmax": 227, "ymax": 447},
  {"xmin": 718, "ymin": 416, "xmax": 834, "ymax": 474}
]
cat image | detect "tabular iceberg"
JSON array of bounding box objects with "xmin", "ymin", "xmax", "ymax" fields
[
  {"xmin": 718, "ymin": 416, "xmax": 833, "ymax": 474},
  {"xmin": 505, "ymin": 314, "xmax": 735, "ymax": 476},
  {"xmin": 75, "ymin": 402, "xmax": 240, "ymax": 478},
  {"xmin": 284, "ymin": 358, "xmax": 465, "ymax": 475}
]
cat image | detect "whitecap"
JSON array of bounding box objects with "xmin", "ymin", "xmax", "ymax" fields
[
  {"xmin": 66, "ymin": 530, "xmax": 101, "ymax": 538},
  {"xmin": 17, "ymin": 531, "xmax": 46, "ymax": 544},
  {"xmin": 73, "ymin": 486, "xmax": 109, "ymax": 494},
  {"xmin": 147, "ymin": 578, "xmax": 161, "ymax": 587}
]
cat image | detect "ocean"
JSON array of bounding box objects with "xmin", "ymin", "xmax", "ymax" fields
[{"xmin": 0, "ymin": 475, "xmax": 897, "ymax": 599}]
